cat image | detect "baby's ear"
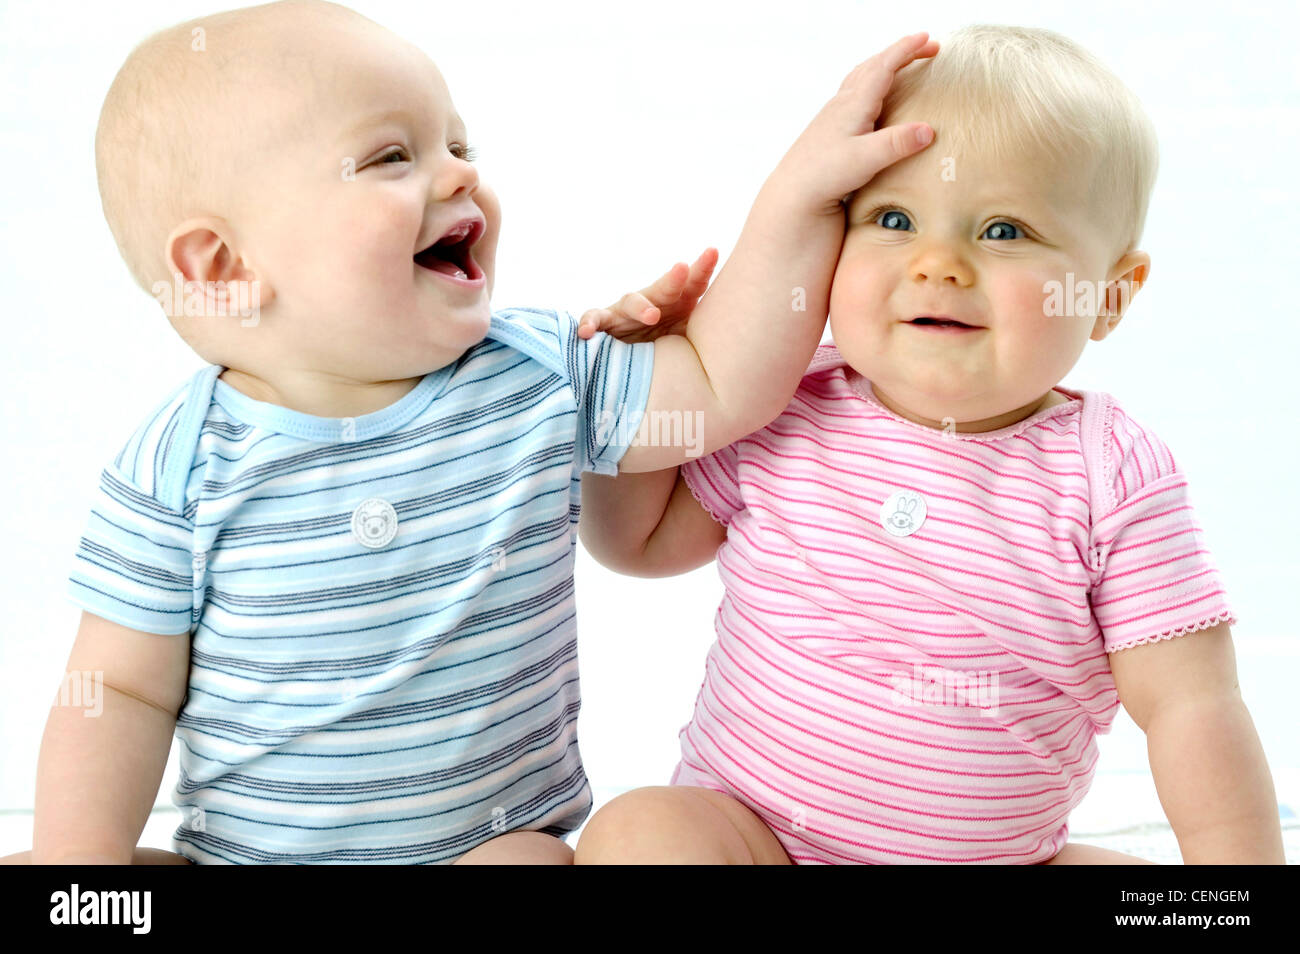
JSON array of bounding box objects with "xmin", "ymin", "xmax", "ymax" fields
[
  {"xmin": 1093, "ymin": 251, "xmax": 1150, "ymax": 341},
  {"xmin": 165, "ymin": 217, "xmax": 262, "ymax": 289}
]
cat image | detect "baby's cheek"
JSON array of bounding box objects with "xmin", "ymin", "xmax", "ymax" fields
[
  {"xmin": 988, "ymin": 267, "xmax": 1059, "ymax": 326},
  {"xmin": 992, "ymin": 267, "xmax": 1096, "ymax": 361},
  {"xmin": 352, "ymin": 212, "xmax": 410, "ymax": 269},
  {"xmin": 829, "ymin": 243, "xmax": 885, "ymax": 315}
]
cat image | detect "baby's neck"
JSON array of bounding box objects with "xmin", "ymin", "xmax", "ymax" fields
[
  {"xmin": 866, "ymin": 379, "xmax": 1070, "ymax": 433},
  {"xmin": 217, "ymin": 367, "xmax": 425, "ymax": 420}
]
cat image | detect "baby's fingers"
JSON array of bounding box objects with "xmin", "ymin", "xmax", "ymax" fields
[
  {"xmin": 638, "ymin": 262, "xmax": 690, "ymax": 307},
  {"xmin": 838, "ymin": 32, "xmax": 939, "ymax": 97},
  {"xmin": 612, "ymin": 291, "xmax": 661, "ymax": 325},
  {"xmin": 576, "ymin": 297, "xmax": 661, "ymax": 340},
  {"xmin": 834, "ymin": 33, "xmax": 940, "ymax": 137},
  {"xmin": 679, "ymin": 248, "xmax": 719, "ymax": 301},
  {"xmin": 854, "ymin": 121, "xmax": 934, "ymax": 185},
  {"xmin": 577, "ymin": 307, "xmax": 611, "ymax": 339}
]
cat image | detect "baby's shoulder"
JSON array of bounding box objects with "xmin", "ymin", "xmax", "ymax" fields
[
  {"xmin": 486, "ymin": 306, "xmax": 576, "ymax": 380},
  {"xmin": 783, "ymin": 343, "xmax": 853, "ymax": 401},
  {"xmin": 1079, "ymin": 390, "xmax": 1181, "ymax": 519},
  {"xmin": 106, "ymin": 365, "xmax": 221, "ymax": 510},
  {"xmin": 804, "ymin": 343, "xmax": 849, "ymax": 378}
]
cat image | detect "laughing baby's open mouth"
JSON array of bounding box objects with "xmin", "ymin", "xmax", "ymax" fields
[{"xmin": 415, "ymin": 217, "xmax": 484, "ymax": 282}]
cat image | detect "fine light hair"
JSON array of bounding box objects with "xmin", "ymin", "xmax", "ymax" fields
[
  {"xmin": 94, "ymin": 1, "xmax": 366, "ymax": 295},
  {"xmin": 879, "ymin": 24, "xmax": 1159, "ymax": 255}
]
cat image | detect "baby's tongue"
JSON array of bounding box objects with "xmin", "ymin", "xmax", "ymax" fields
[{"xmin": 426, "ymin": 259, "xmax": 467, "ymax": 280}]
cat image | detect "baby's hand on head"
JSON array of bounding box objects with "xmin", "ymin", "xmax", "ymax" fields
[
  {"xmin": 773, "ymin": 32, "xmax": 939, "ymax": 216},
  {"xmin": 577, "ymin": 247, "xmax": 718, "ymax": 343}
]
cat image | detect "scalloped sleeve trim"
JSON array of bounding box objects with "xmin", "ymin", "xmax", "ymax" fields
[
  {"xmin": 1105, "ymin": 610, "xmax": 1237, "ymax": 653},
  {"xmin": 681, "ymin": 463, "xmax": 732, "ymax": 527}
]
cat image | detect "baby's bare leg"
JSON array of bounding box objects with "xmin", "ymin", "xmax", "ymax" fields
[
  {"xmin": 574, "ymin": 785, "xmax": 791, "ymax": 864},
  {"xmin": 0, "ymin": 846, "xmax": 191, "ymax": 865},
  {"xmin": 1040, "ymin": 842, "xmax": 1156, "ymax": 865},
  {"xmin": 453, "ymin": 830, "xmax": 574, "ymax": 865}
]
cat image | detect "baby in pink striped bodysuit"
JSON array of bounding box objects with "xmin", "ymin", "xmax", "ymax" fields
[{"xmin": 574, "ymin": 25, "xmax": 1283, "ymax": 864}]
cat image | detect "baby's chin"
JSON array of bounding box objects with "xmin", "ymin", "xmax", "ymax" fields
[
  {"xmin": 408, "ymin": 304, "xmax": 494, "ymax": 369},
  {"xmin": 440, "ymin": 301, "xmax": 493, "ymax": 344}
]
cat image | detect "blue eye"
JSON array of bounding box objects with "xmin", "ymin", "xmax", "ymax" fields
[
  {"xmin": 983, "ymin": 221, "xmax": 1021, "ymax": 240},
  {"xmin": 878, "ymin": 210, "xmax": 912, "ymax": 231}
]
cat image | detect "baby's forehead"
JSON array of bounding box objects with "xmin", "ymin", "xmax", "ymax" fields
[
  {"xmin": 189, "ymin": 9, "xmax": 452, "ymax": 150},
  {"xmin": 849, "ymin": 132, "xmax": 1092, "ymax": 217},
  {"xmin": 320, "ymin": 42, "xmax": 455, "ymax": 120}
]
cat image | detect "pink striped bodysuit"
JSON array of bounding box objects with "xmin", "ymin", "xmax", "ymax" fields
[{"xmin": 673, "ymin": 344, "xmax": 1236, "ymax": 864}]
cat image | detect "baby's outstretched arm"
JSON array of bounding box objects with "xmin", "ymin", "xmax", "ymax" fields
[
  {"xmin": 581, "ymin": 468, "xmax": 723, "ymax": 577},
  {"xmin": 29, "ymin": 612, "xmax": 189, "ymax": 864},
  {"xmin": 1110, "ymin": 622, "xmax": 1285, "ymax": 863},
  {"xmin": 614, "ymin": 32, "xmax": 938, "ymax": 475}
]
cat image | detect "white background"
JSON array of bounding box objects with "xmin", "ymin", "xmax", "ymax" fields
[{"xmin": 1, "ymin": 0, "xmax": 1297, "ymax": 856}]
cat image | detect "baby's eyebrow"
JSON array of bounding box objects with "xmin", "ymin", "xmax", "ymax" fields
[
  {"xmin": 339, "ymin": 108, "xmax": 426, "ymax": 144},
  {"xmin": 846, "ymin": 187, "xmax": 906, "ymax": 214}
]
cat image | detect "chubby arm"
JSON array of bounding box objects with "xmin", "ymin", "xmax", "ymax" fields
[
  {"xmin": 1110, "ymin": 622, "xmax": 1284, "ymax": 864},
  {"xmin": 579, "ymin": 469, "xmax": 726, "ymax": 577},
  {"xmin": 616, "ymin": 33, "xmax": 938, "ymax": 474},
  {"xmin": 32, "ymin": 612, "xmax": 190, "ymax": 864}
]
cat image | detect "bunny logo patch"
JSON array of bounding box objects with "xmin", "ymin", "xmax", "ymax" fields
[
  {"xmin": 880, "ymin": 489, "xmax": 927, "ymax": 538},
  {"xmin": 351, "ymin": 497, "xmax": 399, "ymax": 549}
]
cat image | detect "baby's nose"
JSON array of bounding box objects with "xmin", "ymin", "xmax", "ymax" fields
[
  {"xmin": 429, "ymin": 151, "xmax": 479, "ymax": 204},
  {"xmin": 910, "ymin": 241, "xmax": 974, "ymax": 287}
]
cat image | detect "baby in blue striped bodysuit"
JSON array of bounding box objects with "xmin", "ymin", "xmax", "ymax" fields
[{"xmin": 12, "ymin": 0, "xmax": 942, "ymax": 864}]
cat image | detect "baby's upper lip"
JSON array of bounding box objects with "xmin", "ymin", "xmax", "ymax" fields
[
  {"xmin": 418, "ymin": 215, "xmax": 485, "ymax": 254},
  {"xmin": 902, "ymin": 314, "xmax": 986, "ymax": 328}
]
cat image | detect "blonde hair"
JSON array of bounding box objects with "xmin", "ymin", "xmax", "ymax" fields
[
  {"xmin": 879, "ymin": 25, "xmax": 1159, "ymax": 254},
  {"xmin": 95, "ymin": 1, "xmax": 367, "ymax": 294}
]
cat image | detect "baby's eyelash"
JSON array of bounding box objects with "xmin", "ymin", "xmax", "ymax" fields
[
  {"xmin": 861, "ymin": 204, "xmax": 1035, "ymax": 240},
  {"xmin": 372, "ymin": 144, "xmax": 478, "ymax": 164},
  {"xmin": 863, "ymin": 204, "xmax": 904, "ymax": 224},
  {"xmin": 987, "ymin": 217, "xmax": 1033, "ymax": 239}
]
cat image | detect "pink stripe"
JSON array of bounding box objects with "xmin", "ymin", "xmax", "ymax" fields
[
  {"xmin": 755, "ymin": 418, "xmax": 1093, "ymax": 513},
  {"xmin": 1091, "ymin": 565, "xmax": 1220, "ymax": 608},
  {"xmin": 778, "ymin": 403, "xmax": 1089, "ymax": 478},
  {"xmin": 723, "ymin": 549, "xmax": 1098, "ymax": 657},
  {"xmin": 707, "ymin": 656, "xmax": 1100, "ymax": 797},
  {"xmin": 1103, "ymin": 589, "xmax": 1230, "ymax": 630},
  {"xmin": 742, "ymin": 452, "xmax": 1092, "ymax": 540},
  {"xmin": 735, "ymin": 498, "xmax": 1091, "ymax": 608},
  {"xmin": 686, "ymin": 717, "xmax": 1088, "ymax": 845},
  {"xmin": 716, "ymin": 600, "xmax": 1106, "ymax": 754},
  {"xmin": 682, "ymin": 713, "xmax": 1096, "ymax": 862}
]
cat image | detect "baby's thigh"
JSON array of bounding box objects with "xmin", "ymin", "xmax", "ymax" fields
[
  {"xmin": 1039, "ymin": 842, "xmax": 1156, "ymax": 865},
  {"xmin": 574, "ymin": 785, "xmax": 790, "ymax": 865},
  {"xmin": 0, "ymin": 847, "xmax": 191, "ymax": 865}
]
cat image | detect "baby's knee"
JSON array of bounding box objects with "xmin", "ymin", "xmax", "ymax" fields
[
  {"xmin": 454, "ymin": 830, "xmax": 573, "ymax": 865},
  {"xmin": 574, "ymin": 785, "xmax": 758, "ymax": 864},
  {"xmin": 1041, "ymin": 841, "xmax": 1157, "ymax": 865},
  {"xmin": 575, "ymin": 787, "xmax": 672, "ymax": 862}
]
